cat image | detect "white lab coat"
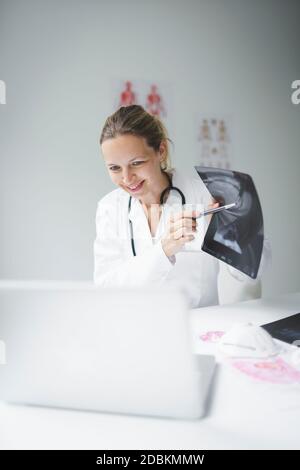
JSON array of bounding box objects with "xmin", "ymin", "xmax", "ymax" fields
[{"xmin": 93, "ymin": 168, "xmax": 271, "ymax": 308}]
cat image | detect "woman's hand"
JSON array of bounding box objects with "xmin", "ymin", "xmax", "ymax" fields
[
  {"xmin": 161, "ymin": 199, "xmax": 220, "ymax": 258},
  {"xmin": 161, "ymin": 209, "xmax": 199, "ymax": 258},
  {"xmin": 207, "ymin": 199, "xmax": 220, "ymax": 222}
]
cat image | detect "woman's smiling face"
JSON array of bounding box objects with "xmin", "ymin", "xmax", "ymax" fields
[{"xmin": 101, "ymin": 134, "xmax": 167, "ymax": 202}]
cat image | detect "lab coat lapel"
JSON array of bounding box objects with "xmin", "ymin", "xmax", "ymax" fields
[{"xmin": 129, "ymin": 197, "xmax": 153, "ymax": 252}]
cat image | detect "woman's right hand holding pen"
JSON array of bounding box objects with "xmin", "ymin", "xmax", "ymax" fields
[
  {"xmin": 161, "ymin": 200, "xmax": 220, "ymax": 258},
  {"xmin": 161, "ymin": 209, "xmax": 200, "ymax": 257}
]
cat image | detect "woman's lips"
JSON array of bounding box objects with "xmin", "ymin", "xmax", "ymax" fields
[{"xmin": 126, "ymin": 180, "xmax": 145, "ymax": 193}]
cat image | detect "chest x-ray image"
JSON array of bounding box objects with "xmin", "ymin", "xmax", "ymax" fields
[{"xmin": 195, "ymin": 166, "xmax": 264, "ymax": 279}]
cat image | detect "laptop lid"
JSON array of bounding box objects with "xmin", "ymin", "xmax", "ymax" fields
[{"xmin": 0, "ymin": 281, "xmax": 215, "ymax": 419}]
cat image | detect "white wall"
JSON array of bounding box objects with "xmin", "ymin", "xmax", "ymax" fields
[{"xmin": 0, "ymin": 0, "xmax": 299, "ymax": 296}]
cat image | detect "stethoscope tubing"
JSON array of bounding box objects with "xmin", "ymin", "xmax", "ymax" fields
[{"xmin": 128, "ymin": 174, "xmax": 185, "ymax": 257}]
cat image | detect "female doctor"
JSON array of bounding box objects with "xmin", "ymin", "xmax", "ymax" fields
[{"xmin": 94, "ymin": 105, "xmax": 270, "ymax": 308}]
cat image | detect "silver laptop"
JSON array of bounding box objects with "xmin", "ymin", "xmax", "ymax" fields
[{"xmin": 0, "ymin": 281, "xmax": 215, "ymax": 420}]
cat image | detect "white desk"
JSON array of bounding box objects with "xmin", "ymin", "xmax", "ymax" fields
[{"xmin": 1, "ymin": 292, "xmax": 300, "ymax": 450}]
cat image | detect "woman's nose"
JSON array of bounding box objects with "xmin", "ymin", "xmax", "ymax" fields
[{"xmin": 122, "ymin": 169, "xmax": 134, "ymax": 185}]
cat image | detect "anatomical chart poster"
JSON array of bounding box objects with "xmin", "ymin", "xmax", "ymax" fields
[
  {"xmin": 111, "ymin": 79, "xmax": 174, "ymax": 133},
  {"xmin": 195, "ymin": 115, "xmax": 233, "ymax": 169}
]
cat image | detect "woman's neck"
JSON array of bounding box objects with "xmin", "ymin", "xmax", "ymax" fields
[{"xmin": 139, "ymin": 171, "xmax": 171, "ymax": 209}]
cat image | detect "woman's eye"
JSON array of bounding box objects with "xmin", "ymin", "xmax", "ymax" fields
[
  {"xmin": 131, "ymin": 161, "xmax": 144, "ymax": 166},
  {"xmin": 109, "ymin": 166, "xmax": 120, "ymax": 172}
]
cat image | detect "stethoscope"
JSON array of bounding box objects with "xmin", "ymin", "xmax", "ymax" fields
[{"xmin": 128, "ymin": 172, "xmax": 186, "ymax": 256}]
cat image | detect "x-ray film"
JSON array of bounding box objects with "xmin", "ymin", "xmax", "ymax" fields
[{"xmin": 195, "ymin": 166, "xmax": 264, "ymax": 279}]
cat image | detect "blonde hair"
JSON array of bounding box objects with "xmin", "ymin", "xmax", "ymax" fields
[{"xmin": 100, "ymin": 105, "xmax": 173, "ymax": 171}]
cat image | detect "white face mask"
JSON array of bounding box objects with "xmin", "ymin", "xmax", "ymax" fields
[{"xmin": 217, "ymin": 323, "xmax": 279, "ymax": 359}]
